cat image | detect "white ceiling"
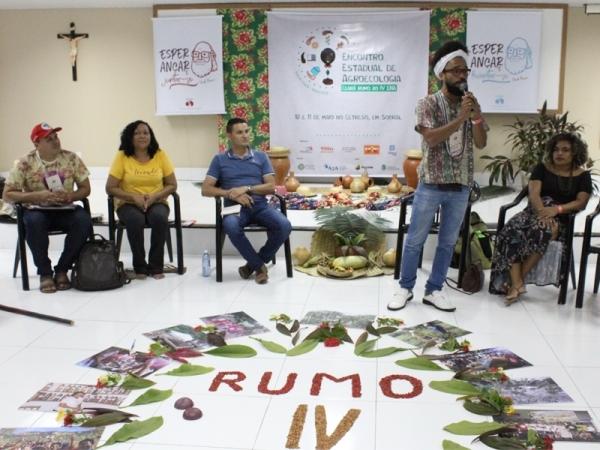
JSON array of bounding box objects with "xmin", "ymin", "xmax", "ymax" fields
[{"xmin": 0, "ymin": 0, "xmax": 587, "ymax": 9}]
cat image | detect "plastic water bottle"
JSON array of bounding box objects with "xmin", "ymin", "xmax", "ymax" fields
[{"xmin": 202, "ymin": 250, "xmax": 210, "ymax": 277}]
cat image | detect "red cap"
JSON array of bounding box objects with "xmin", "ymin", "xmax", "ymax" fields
[{"xmin": 31, "ymin": 123, "xmax": 62, "ymax": 143}]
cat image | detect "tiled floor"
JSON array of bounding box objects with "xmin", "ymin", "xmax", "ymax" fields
[
  {"xmin": 1, "ymin": 180, "xmax": 600, "ymax": 449},
  {"xmin": 1, "ymin": 248, "xmax": 600, "ymax": 449}
]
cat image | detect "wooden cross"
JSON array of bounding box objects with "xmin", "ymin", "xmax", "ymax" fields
[{"xmin": 57, "ymin": 22, "xmax": 89, "ymax": 81}]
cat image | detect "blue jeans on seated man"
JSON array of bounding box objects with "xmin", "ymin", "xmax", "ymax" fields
[
  {"xmin": 117, "ymin": 203, "xmax": 170, "ymax": 276},
  {"xmin": 400, "ymin": 183, "xmax": 470, "ymax": 294},
  {"xmin": 222, "ymin": 199, "xmax": 292, "ymax": 271},
  {"xmin": 23, "ymin": 206, "xmax": 93, "ymax": 277}
]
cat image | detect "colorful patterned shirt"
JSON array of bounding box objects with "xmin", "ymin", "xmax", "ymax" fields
[
  {"xmin": 5, "ymin": 149, "xmax": 90, "ymax": 197},
  {"xmin": 415, "ymin": 92, "xmax": 489, "ymax": 186}
]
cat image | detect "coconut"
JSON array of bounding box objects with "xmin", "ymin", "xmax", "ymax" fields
[{"xmin": 292, "ymin": 247, "xmax": 311, "ymax": 266}]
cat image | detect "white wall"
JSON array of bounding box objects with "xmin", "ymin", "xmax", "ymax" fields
[{"xmin": 0, "ymin": 7, "xmax": 598, "ymax": 176}]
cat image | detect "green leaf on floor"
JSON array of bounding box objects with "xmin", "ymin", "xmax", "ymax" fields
[
  {"xmin": 429, "ymin": 380, "xmax": 482, "ymax": 395},
  {"xmin": 120, "ymin": 388, "xmax": 172, "ymax": 408},
  {"xmin": 204, "ymin": 344, "xmax": 257, "ymax": 358},
  {"xmin": 442, "ymin": 440, "xmax": 471, "ymax": 450},
  {"xmin": 286, "ymin": 339, "xmax": 319, "ymax": 356},
  {"xmin": 250, "ymin": 336, "xmax": 287, "ymax": 354},
  {"xmin": 395, "ymin": 357, "xmax": 446, "ymax": 371},
  {"xmin": 359, "ymin": 346, "xmax": 408, "ymax": 358},
  {"xmin": 120, "ymin": 375, "xmax": 156, "ymax": 390},
  {"xmin": 96, "ymin": 416, "xmax": 163, "ymax": 448},
  {"xmin": 443, "ymin": 420, "xmax": 504, "ymax": 435},
  {"xmin": 158, "ymin": 364, "xmax": 215, "ymax": 376}
]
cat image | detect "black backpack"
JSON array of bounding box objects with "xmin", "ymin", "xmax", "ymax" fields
[{"xmin": 71, "ymin": 235, "xmax": 130, "ymax": 291}]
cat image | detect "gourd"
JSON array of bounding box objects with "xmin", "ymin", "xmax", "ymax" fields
[{"xmin": 332, "ymin": 256, "xmax": 368, "ymax": 269}]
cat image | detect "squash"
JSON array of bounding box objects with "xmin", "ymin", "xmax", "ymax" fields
[
  {"xmin": 332, "ymin": 255, "xmax": 368, "ymax": 269},
  {"xmin": 382, "ymin": 249, "xmax": 396, "ymax": 267}
]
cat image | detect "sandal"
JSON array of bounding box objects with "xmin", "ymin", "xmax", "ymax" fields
[
  {"xmin": 152, "ymin": 273, "xmax": 165, "ymax": 280},
  {"xmin": 54, "ymin": 272, "xmax": 72, "ymax": 290},
  {"xmin": 40, "ymin": 276, "xmax": 57, "ymax": 294},
  {"xmin": 163, "ymin": 264, "xmax": 187, "ymax": 274},
  {"xmin": 505, "ymin": 284, "xmax": 527, "ymax": 306}
]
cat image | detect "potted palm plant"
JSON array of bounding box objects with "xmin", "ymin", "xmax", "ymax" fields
[
  {"xmin": 481, "ymin": 101, "xmax": 589, "ymax": 186},
  {"xmin": 313, "ymin": 206, "xmax": 392, "ymax": 257}
]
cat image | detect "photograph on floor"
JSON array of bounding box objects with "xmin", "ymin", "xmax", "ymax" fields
[
  {"xmin": 468, "ymin": 376, "xmax": 574, "ymax": 405},
  {"xmin": 494, "ymin": 409, "xmax": 600, "ymax": 442},
  {"xmin": 389, "ymin": 320, "xmax": 471, "ymax": 347},
  {"xmin": 299, "ymin": 310, "xmax": 377, "ymax": 329},
  {"xmin": 0, "ymin": 426, "xmax": 104, "ymax": 448},
  {"xmin": 198, "ymin": 311, "xmax": 270, "ymax": 339},
  {"xmin": 437, "ymin": 346, "xmax": 532, "ymax": 372},
  {"xmin": 19, "ymin": 382, "xmax": 131, "ymax": 412},
  {"xmin": 143, "ymin": 324, "xmax": 211, "ymax": 351},
  {"xmin": 76, "ymin": 346, "xmax": 170, "ymax": 377}
]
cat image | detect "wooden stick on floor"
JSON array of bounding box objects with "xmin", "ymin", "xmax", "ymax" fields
[{"xmin": 0, "ymin": 304, "xmax": 74, "ymax": 325}]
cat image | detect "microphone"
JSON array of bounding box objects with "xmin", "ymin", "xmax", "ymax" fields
[{"xmin": 459, "ymin": 82, "xmax": 474, "ymax": 117}]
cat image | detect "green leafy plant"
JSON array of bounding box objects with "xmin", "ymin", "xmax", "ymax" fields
[{"xmin": 481, "ymin": 101, "xmax": 586, "ymax": 186}]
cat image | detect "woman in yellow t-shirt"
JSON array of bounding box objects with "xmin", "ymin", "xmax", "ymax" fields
[{"xmin": 106, "ymin": 120, "xmax": 177, "ymax": 280}]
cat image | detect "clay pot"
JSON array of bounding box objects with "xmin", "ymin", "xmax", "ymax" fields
[
  {"xmin": 350, "ymin": 179, "xmax": 366, "ymax": 193},
  {"xmin": 387, "ymin": 174, "xmax": 402, "ymax": 194},
  {"xmin": 360, "ymin": 170, "xmax": 375, "ymax": 187},
  {"xmin": 333, "ymin": 177, "xmax": 343, "ymax": 187},
  {"xmin": 341, "ymin": 175, "xmax": 354, "ymax": 189},
  {"xmin": 285, "ymin": 171, "xmax": 300, "ymax": 193},
  {"xmin": 268, "ymin": 147, "xmax": 291, "ymax": 186},
  {"xmin": 403, "ymin": 150, "xmax": 423, "ymax": 189}
]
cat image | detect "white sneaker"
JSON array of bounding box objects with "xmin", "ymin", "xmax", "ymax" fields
[
  {"xmin": 387, "ymin": 288, "xmax": 413, "ymax": 311},
  {"xmin": 423, "ymin": 290, "xmax": 456, "ymax": 312}
]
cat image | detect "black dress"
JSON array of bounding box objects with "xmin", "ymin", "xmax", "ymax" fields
[{"xmin": 489, "ymin": 163, "xmax": 592, "ymax": 294}]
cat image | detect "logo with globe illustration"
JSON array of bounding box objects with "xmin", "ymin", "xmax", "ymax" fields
[{"xmin": 297, "ymin": 27, "xmax": 351, "ymax": 88}]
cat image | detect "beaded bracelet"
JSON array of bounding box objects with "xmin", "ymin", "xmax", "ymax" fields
[
  {"xmin": 471, "ymin": 118, "xmax": 483, "ymax": 125},
  {"xmin": 556, "ymin": 205, "xmax": 563, "ymax": 214}
]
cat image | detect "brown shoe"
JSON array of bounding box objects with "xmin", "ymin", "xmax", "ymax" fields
[
  {"xmin": 255, "ymin": 265, "xmax": 269, "ymax": 284},
  {"xmin": 238, "ymin": 263, "xmax": 253, "ymax": 280}
]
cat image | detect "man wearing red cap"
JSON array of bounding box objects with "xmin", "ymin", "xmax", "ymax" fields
[{"xmin": 2, "ymin": 123, "xmax": 92, "ymax": 293}]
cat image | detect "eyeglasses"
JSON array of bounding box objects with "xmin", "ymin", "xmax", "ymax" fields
[{"xmin": 443, "ymin": 68, "xmax": 471, "ymax": 77}]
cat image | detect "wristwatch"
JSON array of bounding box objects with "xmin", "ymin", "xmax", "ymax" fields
[{"xmin": 247, "ymin": 185, "xmax": 253, "ymax": 194}]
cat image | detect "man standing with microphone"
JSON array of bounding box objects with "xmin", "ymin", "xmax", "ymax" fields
[{"xmin": 388, "ymin": 41, "xmax": 488, "ymax": 312}]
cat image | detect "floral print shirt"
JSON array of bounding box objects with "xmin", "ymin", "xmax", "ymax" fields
[
  {"xmin": 5, "ymin": 149, "xmax": 90, "ymax": 196},
  {"xmin": 415, "ymin": 93, "xmax": 489, "ymax": 186}
]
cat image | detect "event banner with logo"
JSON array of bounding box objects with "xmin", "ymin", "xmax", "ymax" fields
[
  {"xmin": 152, "ymin": 16, "xmax": 225, "ymax": 115},
  {"xmin": 268, "ymin": 12, "xmax": 429, "ymax": 177},
  {"xmin": 466, "ymin": 11, "xmax": 542, "ymax": 113}
]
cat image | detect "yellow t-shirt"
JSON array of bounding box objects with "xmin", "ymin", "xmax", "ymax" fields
[{"xmin": 109, "ymin": 149, "xmax": 175, "ymax": 209}]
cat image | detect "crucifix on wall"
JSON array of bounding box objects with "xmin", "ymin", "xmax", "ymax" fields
[{"xmin": 57, "ymin": 22, "xmax": 89, "ymax": 81}]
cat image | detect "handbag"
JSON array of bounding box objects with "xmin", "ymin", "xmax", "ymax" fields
[
  {"xmin": 446, "ymin": 259, "xmax": 484, "ymax": 294},
  {"xmin": 71, "ymin": 234, "xmax": 130, "ymax": 291}
]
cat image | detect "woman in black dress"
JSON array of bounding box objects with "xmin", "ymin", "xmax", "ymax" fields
[{"xmin": 490, "ymin": 132, "xmax": 592, "ymax": 304}]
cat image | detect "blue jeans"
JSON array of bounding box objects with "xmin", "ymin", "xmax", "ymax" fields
[
  {"xmin": 22, "ymin": 206, "xmax": 93, "ymax": 276},
  {"xmin": 117, "ymin": 203, "xmax": 169, "ymax": 275},
  {"xmin": 222, "ymin": 200, "xmax": 292, "ymax": 271},
  {"xmin": 400, "ymin": 183, "xmax": 470, "ymax": 293}
]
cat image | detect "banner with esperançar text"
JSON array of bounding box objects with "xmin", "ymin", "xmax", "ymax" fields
[
  {"xmin": 152, "ymin": 16, "xmax": 225, "ymax": 115},
  {"xmin": 466, "ymin": 11, "xmax": 542, "ymax": 113},
  {"xmin": 268, "ymin": 11, "xmax": 430, "ymax": 177}
]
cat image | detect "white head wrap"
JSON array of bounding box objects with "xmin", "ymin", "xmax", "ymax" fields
[{"xmin": 433, "ymin": 50, "xmax": 469, "ymax": 80}]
